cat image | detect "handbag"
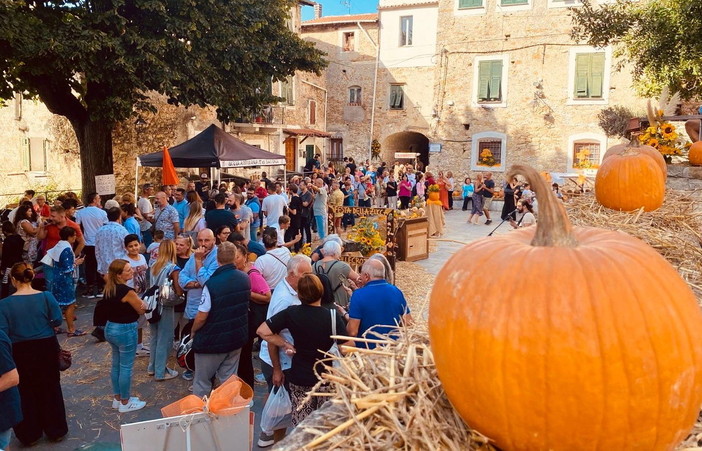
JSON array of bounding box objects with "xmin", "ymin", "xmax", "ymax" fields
[
  {"xmin": 42, "ymin": 292, "xmax": 72, "ymax": 371},
  {"xmin": 159, "ymin": 276, "xmax": 184, "ymax": 307},
  {"xmin": 142, "ymin": 284, "xmax": 162, "ymax": 324},
  {"xmin": 58, "ymin": 347, "xmax": 72, "ymax": 371}
]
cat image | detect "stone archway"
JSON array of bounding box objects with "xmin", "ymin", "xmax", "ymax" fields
[{"xmin": 382, "ymin": 131, "xmax": 429, "ymax": 169}]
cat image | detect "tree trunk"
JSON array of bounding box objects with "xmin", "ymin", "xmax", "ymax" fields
[{"xmin": 70, "ymin": 118, "xmax": 114, "ymax": 196}]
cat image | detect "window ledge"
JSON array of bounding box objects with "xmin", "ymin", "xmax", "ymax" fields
[
  {"xmin": 566, "ymin": 98, "xmax": 608, "ymax": 106},
  {"xmin": 475, "ymin": 102, "xmax": 507, "ymax": 108},
  {"xmin": 348, "ymin": 103, "xmax": 363, "ymax": 107},
  {"xmin": 497, "ymin": 3, "xmax": 531, "ymax": 11}
]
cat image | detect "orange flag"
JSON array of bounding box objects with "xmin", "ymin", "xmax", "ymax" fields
[{"xmin": 162, "ymin": 146, "xmax": 179, "ymax": 185}]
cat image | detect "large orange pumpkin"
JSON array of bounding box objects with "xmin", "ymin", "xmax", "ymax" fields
[
  {"xmin": 429, "ymin": 164, "xmax": 702, "ymax": 451},
  {"xmin": 689, "ymin": 141, "xmax": 702, "ymax": 166},
  {"xmin": 603, "ymin": 143, "xmax": 667, "ymax": 180},
  {"xmin": 595, "ymin": 147, "xmax": 665, "ymax": 211}
]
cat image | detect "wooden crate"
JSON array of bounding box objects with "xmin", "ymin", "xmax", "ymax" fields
[{"xmin": 396, "ymin": 217, "xmax": 429, "ymax": 262}]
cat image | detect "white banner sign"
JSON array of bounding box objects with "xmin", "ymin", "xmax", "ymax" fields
[
  {"xmin": 220, "ymin": 158, "xmax": 286, "ymax": 168},
  {"xmin": 95, "ymin": 174, "xmax": 116, "ymax": 195}
]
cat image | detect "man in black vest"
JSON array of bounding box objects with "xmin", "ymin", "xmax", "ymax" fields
[{"xmin": 190, "ymin": 241, "xmax": 250, "ymax": 397}]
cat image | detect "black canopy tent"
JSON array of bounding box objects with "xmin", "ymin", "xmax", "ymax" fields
[
  {"xmin": 135, "ymin": 124, "xmax": 286, "ymax": 192},
  {"xmin": 138, "ymin": 124, "xmax": 286, "ymax": 168}
]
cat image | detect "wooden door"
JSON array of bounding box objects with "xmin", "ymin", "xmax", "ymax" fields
[{"xmin": 285, "ymin": 137, "xmax": 296, "ymax": 171}]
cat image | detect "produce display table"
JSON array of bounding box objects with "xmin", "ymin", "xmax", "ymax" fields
[{"xmin": 396, "ymin": 217, "xmax": 429, "ymax": 262}]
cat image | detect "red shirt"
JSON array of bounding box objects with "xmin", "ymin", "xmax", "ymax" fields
[
  {"xmin": 44, "ymin": 219, "xmax": 83, "ymax": 251},
  {"xmin": 34, "ymin": 204, "xmax": 50, "ymax": 218}
]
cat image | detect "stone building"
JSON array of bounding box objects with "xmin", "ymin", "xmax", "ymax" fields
[
  {"xmin": 302, "ymin": 0, "xmax": 643, "ymax": 181},
  {"xmin": 428, "ymin": 0, "xmax": 641, "ymax": 179},
  {"xmin": 0, "ymin": 94, "xmax": 83, "ymax": 202},
  {"xmin": 301, "ymin": 0, "xmax": 440, "ymax": 170}
]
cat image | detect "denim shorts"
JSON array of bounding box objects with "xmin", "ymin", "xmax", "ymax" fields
[{"xmin": 0, "ymin": 428, "xmax": 12, "ymax": 450}]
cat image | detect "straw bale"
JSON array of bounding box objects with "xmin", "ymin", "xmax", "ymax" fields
[{"xmin": 277, "ymin": 190, "xmax": 702, "ymax": 450}]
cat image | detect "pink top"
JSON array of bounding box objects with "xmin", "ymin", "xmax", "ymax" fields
[
  {"xmin": 399, "ymin": 180, "xmax": 412, "ymax": 197},
  {"xmin": 247, "ymin": 267, "xmax": 270, "ymax": 295},
  {"xmin": 416, "ymin": 182, "xmax": 425, "ymax": 197}
]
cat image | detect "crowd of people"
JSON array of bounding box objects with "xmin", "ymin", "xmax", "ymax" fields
[{"xmin": 0, "ymin": 168, "xmax": 413, "ymax": 449}]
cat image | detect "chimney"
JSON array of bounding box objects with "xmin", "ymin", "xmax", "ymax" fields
[{"xmin": 314, "ymin": 3, "xmax": 322, "ymax": 19}]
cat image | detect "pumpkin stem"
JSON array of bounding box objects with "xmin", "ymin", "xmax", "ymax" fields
[{"xmin": 506, "ymin": 164, "xmax": 578, "ymax": 248}]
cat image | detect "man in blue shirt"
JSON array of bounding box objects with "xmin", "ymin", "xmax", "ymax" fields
[
  {"xmin": 179, "ymin": 229, "xmax": 220, "ymax": 322},
  {"xmin": 173, "ymin": 188, "xmax": 189, "ymax": 229},
  {"xmin": 346, "ymin": 259, "xmax": 412, "ymax": 349}
]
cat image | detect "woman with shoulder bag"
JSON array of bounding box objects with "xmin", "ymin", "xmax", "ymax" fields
[
  {"xmin": 232, "ymin": 242, "xmax": 270, "ymax": 388},
  {"xmin": 102, "ymin": 259, "xmax": 148, "ymax": 412},
  {"xmin": 148, "ymin": 240, "xmax": 184, "ymax": 381},
  {"xmin": 0, "ymin": 263, "xmax": 68, "ymax": 446}
]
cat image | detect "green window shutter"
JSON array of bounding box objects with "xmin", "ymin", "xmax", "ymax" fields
[
  {"xmin": 574, "ymin": 54, "xmax": 590, "ymax": 98},
  {"xmin": 459, "ymin": 0, "xmax": 482, "ymax": 8},
  {"xmin": 589, "ymin": 52, "xmax": 605, "ymax": 98},
  {"xmin": 501, "ymin": 0, "xmax": 528, "ymax": 5},
  {"xmin": 20, "ymin": 137, "xmax": 29, "ymax": 171},
  {"xmin": 477, "ymin": 61, "xmax": 491, "ymax": 101},
  {"xmin": 489, "ymin": 60, "xmax": 503, "ymax": 101}
]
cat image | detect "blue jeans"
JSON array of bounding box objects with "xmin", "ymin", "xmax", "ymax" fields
[
  {"xmin": 105, "ymin": 321, "xmax": 138, "ymax": 399},
  {"xmin": 0, "ymin": 429, "xmax": 12, "ymax": 450},
  {"xmin": 148, "ymin": 307, "xmax": 174, "ymax": 379},
  {"xmin": 142, "ymin": 229, "xmax": 153, "ymax": 248},
  {"xmin": 314, "ymin": 215, "xmax": 326, "ymax": 240},
  {"xmin": 250, "ymin": 224, "xmax": 259, "ymax": 242}
]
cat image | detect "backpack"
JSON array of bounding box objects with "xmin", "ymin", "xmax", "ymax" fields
[
  {"xmin": 314, "ymin": 260, "xmax": 340, "ymax": 309},
  {"xmin": 142, "ymin": 284, "xmax": 162, "ymax": 324}
]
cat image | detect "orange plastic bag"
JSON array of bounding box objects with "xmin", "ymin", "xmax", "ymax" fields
[
  {"xmin": 161, "ymin": 395, "xmax": 205, "ymax": 418},
  {"xmin": 208, "ymin": 375, "xmax": 253, "ymax": 415}
]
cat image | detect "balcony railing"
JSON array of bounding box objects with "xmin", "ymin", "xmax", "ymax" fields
[{"xmin": 234, "ymin": 106, "xmax": 276, "ymax": 124}]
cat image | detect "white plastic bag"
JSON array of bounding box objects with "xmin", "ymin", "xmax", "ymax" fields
[{"xmin": 259, "ymin": 385, "xmax": 292, "ymax": 433}]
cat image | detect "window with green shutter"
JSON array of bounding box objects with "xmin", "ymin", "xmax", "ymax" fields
[
  {"xmin": 574, "ymin": 52, "xmax": 605, "ymax": 99},
  {"xmin": 477, "ymin": 60, "xmax": 503, "ymax": 103},
  {"xmin": 281, "ymin": 76, "xmax": 295, "ymax": 105},
  {"xmin": 501, "ymin": 0, "xmax": 528, "ymax": 5},
  {"xmin": 389, "ymin": 85, "xmax": 404, "ymax": 109},
  {"xmin": 459, "ymin": 0, "xmax": 483, "ymax": 8}
]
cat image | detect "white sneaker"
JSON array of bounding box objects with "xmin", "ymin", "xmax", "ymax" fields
[
  {"xmin": 135, "ymin": 348, "xmax": 150, "ymax": 357},
  {"xmin": 118, "ymin": 398, "xmax": 146, "ymax": 413},
  {"xmin": 112, "ymin": 396, "xmax": 139, "ymax": 409}
]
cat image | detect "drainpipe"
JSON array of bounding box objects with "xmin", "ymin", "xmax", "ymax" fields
[
  {"xmin": 368, "ymin": 24, "xmax": 380, "ymax": 161},
  {"xmin": 301, "ymin": 79, "xmax": 328, "ymax": 160},
  {"xmin": 365, "ymin": 22, "xmax": 380, "ymax": 163}
]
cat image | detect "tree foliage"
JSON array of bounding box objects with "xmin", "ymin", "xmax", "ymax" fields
[
  {"xmin": 571, "ymin": 0, "xmax": 702, "ymax": 99},
  {"xmin": 598, "ymin": 105, "xmax": 635, "ymax": 138},
  {"xmin": 0, "ymin": 0, "xmax": 327, "ymax": 190}
]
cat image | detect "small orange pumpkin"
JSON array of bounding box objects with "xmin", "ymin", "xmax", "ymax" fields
[
  {"xmin": 429, "ymin": 164, "xmax": 702, "ymax": 451},
  {"xmin": 595, "ymin": 147, "xmax": 665, "ymax": 211},
  {"xmin": 689, "ymin": 141, "xmax": 702, "ymax": 166},
  {"xmin": 602, "ymin": 143, "xmax": 667, "ymax": 180}
]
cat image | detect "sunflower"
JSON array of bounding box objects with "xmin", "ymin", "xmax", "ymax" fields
[
  {"xmin": 659, "ymin": 145, "xmax": 674, "ymax": 155},
  {"xmin": 661, "ymin": 123, "xmax": 675, "ymax": 135},
  {"xmin": 646, "ymin": 126, "xmax": 658, "ymax": 135},
  {"xmin": 480, "ymin": 149, "xmax": 493, "ymax": 158},
  {"xmin": 647, "ymin": 138, "xmax": 660, "ymax": 148}
]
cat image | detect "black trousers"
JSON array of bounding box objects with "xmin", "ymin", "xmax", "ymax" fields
[
  {"xmin": 300, "ymin": 217, "xmax": 312, "ymax": 245},
  {"xmin": 448, "ymin": 193, "xmax": 454, "ymax": 209},
  {"xmin": 237, "ymin": 336, "xmax": 255, "ymax": 389},
  {"xmin": 285, "ymin": 224, "xmax": 301, "ymax": 252},
  {"xmin": 12, "ymin": 336, "xmax": 68, "ymax": 445},
  {"xmin": 462, "ymin": 197, "xmax": 473, "ymax": 211}
]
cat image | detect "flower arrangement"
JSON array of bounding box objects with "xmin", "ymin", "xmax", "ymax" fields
[
  {"xmin": 638, "ymin": 121, "xmax": 685, "ymax": 160},
  {"xmin": 291, "ymin": 242, "xmax": 312, "ymax": 257},
  {"xmin": 573, "ymin": 148, "xmax": 599, "ymax": 169},
  {"xmin": 640, "ymin": 89, "xmax": 688, "ymax": 162},
  {"xmin": 478, "ymin": 149, "xmax": 496, "ymax": 167},
  {"xmin": 371, "ymin": 139, "xmax": 382, "ymax": 160},
  {"xmin": 427, "ymin": 184, "xmax": 440, "ymax": 193},
  {"xmin": 347, "ymin": 217, "xmax": 386, "ymax": 256}
]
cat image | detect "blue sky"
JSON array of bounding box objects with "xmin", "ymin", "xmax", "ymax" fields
[{"xmin": 301, "ymin": 0, "xmax": 378, "ymax": 20}]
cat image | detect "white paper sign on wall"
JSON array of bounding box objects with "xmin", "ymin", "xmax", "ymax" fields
[{"xmin": 95, "ymin": 174, "xmax": 116, "ymax": 196}]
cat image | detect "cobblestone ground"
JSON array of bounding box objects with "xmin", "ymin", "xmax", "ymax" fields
[{"xmin": 9, "ymin": 206, "xmax": 504, "ymax": 450}]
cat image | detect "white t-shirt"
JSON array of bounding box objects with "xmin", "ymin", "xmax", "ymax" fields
[
  {"xmin": 516, "ymin": 211, "xmax": 536, "ymax": 227},
  {"xmin": 276, "ymin": 228, "xmax": 285, "ymax": 247},
  {"xmin": 261, "ymin": 194, "xmax": 287, "ymax": 229},
  {"xmin": 253, "ymin": 247, "xmax": 291, "ymax": 290},
  {"xmin": 137, "ymin": 196, "xmax": 154, "ymax": 231},
  {"xmin": 198, "ymin": 286, "xmax": 212, "ymax": 313},
  {"xmin": 75, "ymin": 206, "xmax": 108, "ymax": 246},
  {"xmin": 258, "ymin": 278, "xmax": 300, "ymax": 370}
]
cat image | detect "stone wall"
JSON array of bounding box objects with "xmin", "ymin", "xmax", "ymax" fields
[{"xmin": 0, "ymin": 96, "xmax": 83, "ymax": 204}]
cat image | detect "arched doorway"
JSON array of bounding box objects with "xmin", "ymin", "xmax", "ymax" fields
[{"xmin": 382, "ymin": 132, "xmax": 429, "ymax": 169}]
